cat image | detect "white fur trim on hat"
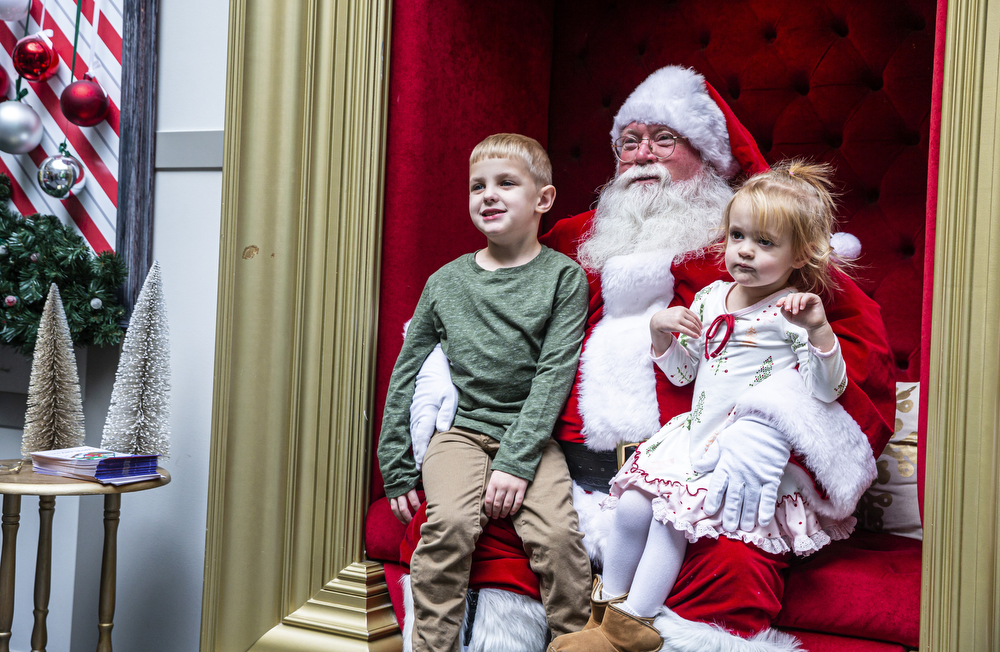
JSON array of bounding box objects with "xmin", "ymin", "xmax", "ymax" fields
[{"xmin": 612, "ymin": 66, "xmax": 739, "ymax": 178}]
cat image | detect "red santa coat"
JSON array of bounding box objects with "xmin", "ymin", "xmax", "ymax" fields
[{"xmin": 400, "ymin": 210, "xmax": 895, "ymax": 632}]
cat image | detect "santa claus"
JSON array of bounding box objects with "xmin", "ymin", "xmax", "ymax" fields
[{"xmin": 398, "ymin": 65, "xmax": 895, "ymax": 652}]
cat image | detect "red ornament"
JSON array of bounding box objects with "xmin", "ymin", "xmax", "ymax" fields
[
  {"xmin": 4, "ymin": 296, "xmax": 16, "ymax": 307},
  {"xmin": 0, "ymin": 66, "xmax": 10, "ymax": 100},
  {"xmin": 60, "ymin": 76, "xmax": 110, "ymax": 127},
  {"xmin": 29, "ymin": 253, "xmax": 38, "ymax": 262},
  {"xmin": 12, "ymin": 34, "xmax": 58, "ymax": 82}
]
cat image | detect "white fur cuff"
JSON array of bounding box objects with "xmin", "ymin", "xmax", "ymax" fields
[
  {"xmin": 731, "ymin": 368, "xmax": 877, "ymax": 520},
  {"xmin": 654, "ymin": 607, "xmax": 803, "ymax": 652}
]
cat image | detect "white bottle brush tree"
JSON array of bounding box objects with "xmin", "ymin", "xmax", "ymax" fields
[
  {"xmin": 22, "ymin": 284, "xmax": 86, "ymax": 455},
  {"xmin": 101, "ymin": 262, "xmax": 171, "ymax": 457}
]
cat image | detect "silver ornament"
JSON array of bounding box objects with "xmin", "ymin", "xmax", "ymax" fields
[
  {"xmin": 0, "ymin": 245, "xmax": 7, "ymax": 255},
  {"xmin": 38, "ymin": 154, "xmax": 86, "ymax": 199},
  {"xmin": 90, "ymin": 297, "xmax": 103, "ymax": 310},
  {"xmin": 0, "ymin": 0, "xmax": 30, "ymax": 21},
  {"xmin": 0, "ymin": 102, "xmax": 42, "ymax": 154}
]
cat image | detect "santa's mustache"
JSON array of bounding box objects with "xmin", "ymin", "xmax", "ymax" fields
[{"xmin": 612, "ymin": 163, "xmax": 672, "ymax": 189}]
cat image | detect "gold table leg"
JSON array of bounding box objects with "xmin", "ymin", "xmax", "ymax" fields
[
  {"xmin": 0, "ymin": 494, "xmax": 21, "ymax": 652},
  {"xmin": 31, "ymin": 496, "xmax": 54, "ymax": 652},
  {"xmin": 96, "ymin": 494, "xmax": 119, "ymax": 652}
]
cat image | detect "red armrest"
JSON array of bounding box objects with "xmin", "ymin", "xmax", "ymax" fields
[
  {"xmin": 780, "ymin": 630, "xmax": 907, "ymax": 652},
  {"xmin": 775, "ymin": 530, "xmax": 921, "ymax": 647}
]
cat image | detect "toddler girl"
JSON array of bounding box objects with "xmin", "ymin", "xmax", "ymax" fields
[{"xmin": 549, "ymin": 161, "xmax": 855, "ymax": 652}]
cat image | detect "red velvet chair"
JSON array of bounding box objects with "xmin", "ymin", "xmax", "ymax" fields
[{"xmin": 368, "ymin": 1, "xmax": 937, "ymax": 649}]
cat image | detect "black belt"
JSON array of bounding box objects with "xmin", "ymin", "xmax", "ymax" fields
[{"xmin": 558, "ymin": 440, "xmax": 619, "ymax": 492}]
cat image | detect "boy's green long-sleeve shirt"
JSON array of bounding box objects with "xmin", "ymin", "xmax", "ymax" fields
[{"xmin": 378, "ymin": 246, "xmax": 589, "ymax": 499}]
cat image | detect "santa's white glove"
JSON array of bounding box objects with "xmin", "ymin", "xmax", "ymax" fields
[
  {"xmin": 691, "ymin": 416, "xmax": 792, "ymax": 532},
  {"xmin": 409, "ymin": 344, "xmax": 457, "ymax": 470}
]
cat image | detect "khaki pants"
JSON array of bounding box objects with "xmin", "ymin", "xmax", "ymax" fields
[{"xmin": 410, "ymin": 427, "xmax": 591, "ymax": 652}]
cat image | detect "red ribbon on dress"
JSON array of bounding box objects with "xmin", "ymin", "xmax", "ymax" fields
[{"xmin": 704, "ymin": 313, "xmax": 735, "ymax": 360}]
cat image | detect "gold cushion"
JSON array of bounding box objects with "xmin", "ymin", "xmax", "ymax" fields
[{"xmin": 855, "ymin": 382, "xmax": 922, "ymax": 539}]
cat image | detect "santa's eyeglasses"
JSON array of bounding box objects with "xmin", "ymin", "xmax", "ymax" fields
[{"xmin": 613, "ymin": 132, "xmax": 687, "ymax": 162}]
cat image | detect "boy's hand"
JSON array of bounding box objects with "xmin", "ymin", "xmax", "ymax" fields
[
  {"xmin": 389, "ymin": 489, "xmax": 422, "ymax": 524},
  {"xmin": 650, "ymin": 307, "xmax": 702, "ymax": 356},
  {"xmin": 484, "ymin": 470, "xmax": 528, "ymax": 519},
  {"xmin": 777, "ymin": 293, "xmax": 836, "ymax": 352}
]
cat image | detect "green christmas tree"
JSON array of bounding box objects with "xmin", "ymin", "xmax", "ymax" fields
[
  {"xmin": 786, "ymin": 331, "xmax": 806, "ymax": 351},
  {"xmin": 684, "ymin": 391, "xmax": 707, "ymax": 430},
  {"xmin": 0, "ymin": 174, "xmax": 126, "ymax": 355},
  {"xmin": 750, "ymin": 356, "xmax": 774, "ymax": 387},
  {"xmin": 101, "ymin": 262, "xmax": 170, "ymax": 457},
  {"xmin": 21, "ymin": 284, "xmax": 86, "ymax": 455}
]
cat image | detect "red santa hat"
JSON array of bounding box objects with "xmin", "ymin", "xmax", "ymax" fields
[{"xmin": 611, "ymin": 66, "xmax": 769, "ymax": 179}]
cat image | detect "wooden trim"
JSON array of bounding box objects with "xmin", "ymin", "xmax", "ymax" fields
[
  {"xmin": 201, "ymin": 0, "xmax": 394, "ymax": 649},
  {"xmin": 115, "ymin": 0, "xmax": 159, "ymax": 316},
  {"xmin": 921, "ymin": 0, "xmax": 1000, "ymax": 649}
]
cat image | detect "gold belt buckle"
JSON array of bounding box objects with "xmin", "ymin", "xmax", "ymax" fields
[{"xmin": 616, "ymin": 441, "xmax": 645, "ymax": 469}]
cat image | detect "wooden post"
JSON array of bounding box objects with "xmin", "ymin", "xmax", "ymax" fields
[
  {"xmin": 96, "ymin": 494, "xmax": 121, "ymax": 652},
  {"xmin": 0, "ymin": 494, "xmax": 22, "ymax": 652},
  {"xmin": 30, "ymin": 496, "xmax": 55, "ymax": 652}
]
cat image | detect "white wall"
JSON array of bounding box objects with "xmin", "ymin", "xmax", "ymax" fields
[
  {"xmin": 156, "ymin": 1, "xmax": 230, "ymax": 133},
  {"xmin": 68, "ymin": 171, "xmax": 223, "ymax": 652},
  {"xmin": 1, "ymin": 0, "xmax": 229, "ymax": 650}
]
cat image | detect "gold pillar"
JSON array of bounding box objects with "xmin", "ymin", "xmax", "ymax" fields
[
  {"xmin": 922, "ymin": 0, "xmax": 1000, "ymax": 650},
  {"xmin": 201, "ymin": 0, "xmax": 394, "ymax": 649}
]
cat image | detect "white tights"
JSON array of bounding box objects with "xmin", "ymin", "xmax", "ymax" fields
[{"xmin": 601, "ymin": 489, "xmax": 688, "ymax": 618}]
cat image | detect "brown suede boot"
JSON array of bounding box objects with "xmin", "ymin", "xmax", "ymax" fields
[
  {"xmin": 583, "ymin": 575, "xmax": 626, "ymax": 630},
  {"xmin": 547, "ymin": 603, "xmax": 662, "ymax": 652}
]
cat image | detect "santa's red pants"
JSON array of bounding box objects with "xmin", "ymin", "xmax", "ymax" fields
[{"xmin": 666, "ymin": 534, "xmax": 791, "ymax": 636}]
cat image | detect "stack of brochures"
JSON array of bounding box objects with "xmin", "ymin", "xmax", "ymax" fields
[{"xmin": 31, "ymin": 446, "xmax": 161, "ymax": 486}]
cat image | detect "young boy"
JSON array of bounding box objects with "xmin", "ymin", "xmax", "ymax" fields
[{"xmin": 377, "ymin": 133, "xmax": 592, "ymax": 652}]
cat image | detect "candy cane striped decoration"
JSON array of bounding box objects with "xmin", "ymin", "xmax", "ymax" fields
[{"xmin": 0, "ymin": 0, "xmax": 123, "ymax": 253}]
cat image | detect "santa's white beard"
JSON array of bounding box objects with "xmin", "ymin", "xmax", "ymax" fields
[{"xmin": 577, "ymin": 164, "xmax": 733, "ymax": 273}]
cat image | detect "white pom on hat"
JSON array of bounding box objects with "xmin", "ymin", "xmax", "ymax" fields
[
  {"xmin": 612, "ymin": 66, "xmax": 739, "ymax": 178},
  {"xmin": 830, "ymin": 231, "xmax": 862, "ymax": 260}
]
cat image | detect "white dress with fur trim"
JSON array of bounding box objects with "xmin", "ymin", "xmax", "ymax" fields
[{"xmin": 606, "ymin": 280, "xmax": 854, "ymax": 555}]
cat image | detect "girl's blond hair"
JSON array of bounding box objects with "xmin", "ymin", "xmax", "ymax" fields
[
  {"xmin": 470, "ymin": 133, "xmax": 552, "ymax": 188},
  {"xmin": 720, "ymin": 159, "xmax": 850, "ymax": 295}
]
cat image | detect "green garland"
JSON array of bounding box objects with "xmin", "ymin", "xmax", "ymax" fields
[{"xmin": 0, "ymin": 174, "xmax": 125, "ymax": 355}]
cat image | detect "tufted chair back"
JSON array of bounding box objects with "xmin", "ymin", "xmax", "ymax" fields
[{"xmin": 545, "ymin": 0, "xmax": 933, "ymax": 383}]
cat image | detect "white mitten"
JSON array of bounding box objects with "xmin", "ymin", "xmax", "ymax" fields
[
  {"xmin": 409, "ymin": 344, "xmax": 457, "ymax": 469},
  {"xmin": 691, "ymin": 416, "xmax": 792, "ymax": 532}
]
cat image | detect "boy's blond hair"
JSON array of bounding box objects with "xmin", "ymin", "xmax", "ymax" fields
[
  {"xmin": 719, "ymin": 159, "xmax": 850, "ymax": 295},
  {"xmin": 470, "ymin": 133, "xmax": 553, "ymax": 188}
]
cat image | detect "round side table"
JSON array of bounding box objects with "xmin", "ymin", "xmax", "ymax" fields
[{"xmin": 0, "ymin": 461, "xmax": 170, "ymax": 652}]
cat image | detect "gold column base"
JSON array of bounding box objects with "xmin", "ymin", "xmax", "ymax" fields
[{"xmin": 249, "ymin": 562, "xmax": 402, "ymax": 652}]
